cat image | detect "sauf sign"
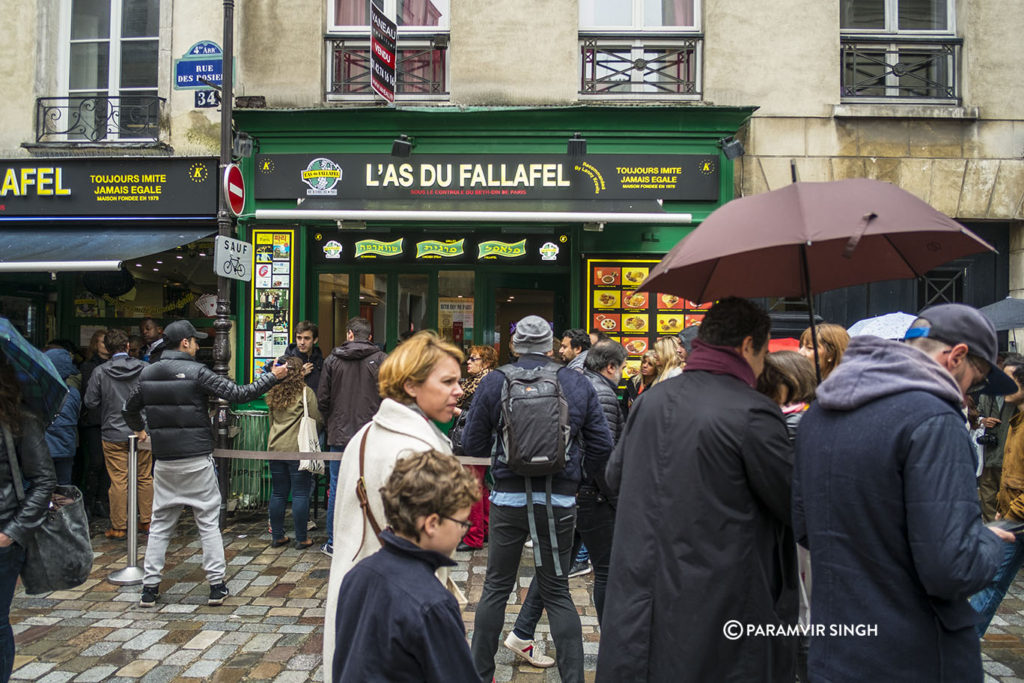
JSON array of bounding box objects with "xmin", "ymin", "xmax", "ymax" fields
[{"xmin": 214, "ymin": 235, "xmax": 253, "ymax": 282}]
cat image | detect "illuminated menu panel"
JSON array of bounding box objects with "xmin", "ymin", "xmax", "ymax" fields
[
  {"xmin": 586, "ymin": 258, "xmax": 711, "ymax": 381},
  {"xmin": 249, "ymin": 229, "xmax": 295, "ymax": 381}
]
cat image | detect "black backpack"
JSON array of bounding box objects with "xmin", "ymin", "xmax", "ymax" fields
[
  {"xmin": 496, "ymin": 361, "xmax": 574, "ymax": 575},
  {"xmin": 497, "ymin": 362, "xmax": 571, "ymax": 477}
]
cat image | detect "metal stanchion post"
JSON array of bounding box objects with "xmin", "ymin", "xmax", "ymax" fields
[{"xmin": 109, "ymin": 434, "xmax": 145, "ymax": 585}]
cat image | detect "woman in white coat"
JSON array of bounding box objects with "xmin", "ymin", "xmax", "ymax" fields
[{"xmin": 323, "ymin": 331, "xmax": 465, "ymax": 681}]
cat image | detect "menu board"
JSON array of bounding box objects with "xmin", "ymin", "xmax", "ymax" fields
[
  {"xmin": 249, "ymin": 229, "xmax": 296, "ymax": 381},
  {"xmin": 586, "ymin": 258, "xmax": 712, "ymax": 381}
]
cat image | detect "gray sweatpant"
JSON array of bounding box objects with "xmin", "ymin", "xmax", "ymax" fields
[{"xmin": 143, "ymin": 455, "xmax": 225, "ymax": 586}]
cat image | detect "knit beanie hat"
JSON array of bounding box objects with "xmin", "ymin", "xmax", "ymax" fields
[{"xmin": 512, "ymin": 315, "xmax": 553, "ymax": 355}]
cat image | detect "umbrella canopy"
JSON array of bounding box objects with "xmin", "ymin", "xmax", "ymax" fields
[
  {"xmin": 0, "ymin": 318, "xmax": 68, "ymax": 426},
  {"xmin": 979, "ymin": 297, "xmax": 1024, "ymax": 332},
  {"xmin": 847, "ymin": 312, "xmax": 917, "ymax": 340},
  {"xmin": 639, "ymin": 178, "xmax": 994, "ymax": 302}
]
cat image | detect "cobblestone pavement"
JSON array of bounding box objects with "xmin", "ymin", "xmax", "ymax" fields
[{"xmin": 7, "ymin": 512, "xmax": 1024, "ymax": 682}]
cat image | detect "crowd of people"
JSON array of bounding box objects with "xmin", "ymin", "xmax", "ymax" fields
[{"xmin": 2, "ymin": 297, "xmax": 1024, "ymax": 682}]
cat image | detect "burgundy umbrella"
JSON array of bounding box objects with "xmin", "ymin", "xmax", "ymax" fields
[{"xmin": 638, "ymin": 178, "xmax": 995, "ymax": 378}]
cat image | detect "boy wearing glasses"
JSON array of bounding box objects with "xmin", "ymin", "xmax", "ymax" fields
[{"xmin": 331, "ymin": 449, "xmax": 481, "ymax": 682}]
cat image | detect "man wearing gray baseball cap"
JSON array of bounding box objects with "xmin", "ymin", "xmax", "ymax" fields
[{"xmin": 793, "ymin": 303, "xmax": 1015, "ymax": 682}]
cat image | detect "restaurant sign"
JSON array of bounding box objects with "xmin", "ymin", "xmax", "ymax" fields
[
  {"xmin": 255, "ymin": 153, "xmax": 719, "ymax": 202},
  {"xmin": 0, "ymin": 157, "xmax": 217, "ymax": 217}
]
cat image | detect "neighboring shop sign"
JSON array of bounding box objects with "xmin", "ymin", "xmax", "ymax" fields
[
  {"xmin": 249, "ymin": 229, "xmax": 295, "ymax": 381},
  {"xmin": 0, "ymin": 157, "xmax": 216, "ymax": 216},
  {"xmin": 256, "ymin": 154, "xmax": 719, "ymax": 201},
  {"xmin": 586, "ymin": 258, "xmax": 712, "ymax": 380},
  {"xmin": 309, "ymin": 231, "xmax": 569, "ymax": 266}
]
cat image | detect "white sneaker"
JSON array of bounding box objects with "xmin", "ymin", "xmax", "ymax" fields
[
  {"xmin": 524, "ymin": 538, "xmax": 534, "ymax": 549},
  {"xmin": 503, "ymin": 632, "xmax": 555, "ymax": 668}
]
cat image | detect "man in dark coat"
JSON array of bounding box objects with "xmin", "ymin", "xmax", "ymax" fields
[
  {"xmin": 283, "ymin": 320, "xmax": 324, "ymax": 392},
  {"xmin": 464, "ymin": 315, "xmax": 613, "ymax": 683},
  {"xmin": 794, "ymin": 304, "xmax": 1014, "ymax": 682},
  {"xmin": 316, "ymin": 316, "xmax": 386, "ymax": 556},
  {"xmin": 597, "ymin": 297, "xmax": 796, "ymax": 683}
]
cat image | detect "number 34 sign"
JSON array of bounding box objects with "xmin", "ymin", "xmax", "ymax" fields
[
  {"xmin": 195, "ymin": 89, "xmax": 220, "ymax": 108},
  {"xmin": 214, "ymin": 235, "xmax": 252, "ymax": 282}
]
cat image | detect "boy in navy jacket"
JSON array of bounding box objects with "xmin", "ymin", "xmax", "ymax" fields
[{"xmin": 332, "ymin": 449, "xmax": 482, "ymax": 683}]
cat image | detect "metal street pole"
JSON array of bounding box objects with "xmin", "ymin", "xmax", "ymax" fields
[{"xmin": 214, "ymin": 0, "xmax": 235, "ymax": 525}]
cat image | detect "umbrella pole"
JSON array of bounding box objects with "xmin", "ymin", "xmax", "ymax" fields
[{"xmin": 800, "ymin": 244, "xmax": 823, "ymax": 384}]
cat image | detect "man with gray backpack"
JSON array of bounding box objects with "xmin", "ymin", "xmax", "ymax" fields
[{"xmin": 462, "ymin": 315, "xmax": 614, "ymax": 683}]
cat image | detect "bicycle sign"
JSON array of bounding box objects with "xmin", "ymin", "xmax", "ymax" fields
[{"xmin": 214, "ymin": 235, "xmax": 252, "ymax": 282}]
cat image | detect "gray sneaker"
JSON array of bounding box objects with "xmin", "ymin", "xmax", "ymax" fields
[{"xmin": 208, "ymin": 583, "xmax": 229, "ymax": 606}]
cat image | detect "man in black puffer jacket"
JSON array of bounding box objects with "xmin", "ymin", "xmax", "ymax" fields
[{"xmin": 123, "ymin": 321, "xmax": 286, "ymax": 609}]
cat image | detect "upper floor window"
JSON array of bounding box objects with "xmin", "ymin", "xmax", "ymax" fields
[
  {"xmin": 579, "ymin": 0, "xmax": 701, "ymax": 98},
  {"xmin": 580, "ymin": 0, "xmax": 697, "ymax": 31},
  {"xmin": 840, "ymin": 0, "xmax": 960, "ymax": 101},
  {"xmin": 45, "ymin": 0, "xmax": 162, "ymax": 143},
  {"xmin": 327, "ymin": 0, "xmax": 449, "ymax": 100}
]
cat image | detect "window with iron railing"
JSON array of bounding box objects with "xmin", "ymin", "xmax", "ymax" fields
[
  {"xmin": 326, "ymin": 0, "xmax": 449, "ymax": 101},
  {"xmin": 51, "ymin": 0, "xmax": 162, "ymax": 143},
  {"xmin": 840, "ymin": 0, "xmax": 960, "ymax": 102},
  {"xmin": 579, "ymin": 0, "xmax": 702, "ymax": 98}
]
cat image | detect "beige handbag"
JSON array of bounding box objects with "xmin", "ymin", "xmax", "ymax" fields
[{"xmin": 297, "ymin": 389, "xmax": 325, "ymax": 475}]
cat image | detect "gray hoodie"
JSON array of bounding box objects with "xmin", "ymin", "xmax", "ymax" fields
[
  {"xmin": 84, "ymin": 354, "xmax": 148, "ymax": 442},
  {"xmin": 816, "ymin": 335, "xmax": 962, "ymax": 412}
]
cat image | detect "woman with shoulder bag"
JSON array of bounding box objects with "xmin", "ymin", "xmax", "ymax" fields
[
  {"xmin": 0, "ymin": 351, "xmax": 57, "ymax": 683},
  {"xmin": 266, "ymin": 356, "xmax": 323, "ymax": 550},
  {"xmin": 323, "ymin": 331, "xmax": 465, "ymax": 683}
]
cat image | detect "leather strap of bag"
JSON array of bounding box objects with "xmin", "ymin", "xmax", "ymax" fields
[
  {"xmin": 353, "ymin": 427, "xmax": 383, "ymax": 559},
  {"xmin": 1, "ymin": 425, "xmax": 25, "ymax": 503}
]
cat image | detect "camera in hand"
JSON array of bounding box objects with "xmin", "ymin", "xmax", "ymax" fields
[{"xmin": 977, "ymin": 431, "xmax": 999, "ymax": 447}]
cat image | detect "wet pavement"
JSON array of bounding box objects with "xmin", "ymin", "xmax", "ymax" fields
[{"xmin": 7, "ymin": 512, "xmax": 1024, "ymax": 682}]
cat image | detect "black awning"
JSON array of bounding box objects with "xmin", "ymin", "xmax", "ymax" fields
[{"xmin": 0, "ymin": 227, "xmax": 215, "ymax": 272}]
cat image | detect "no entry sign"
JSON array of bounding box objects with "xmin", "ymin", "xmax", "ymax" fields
[{"xmin": 223, "ymin": 164, "xmax": 245, "ymax": 216}]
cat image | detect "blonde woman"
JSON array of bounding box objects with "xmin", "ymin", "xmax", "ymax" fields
[
  {"xmin": 323, "ymin": 331, "xmax": 464, "ymax": 682},
  {"xmin": 798, "ymin": 323, "xmax": 850, "ymax": 379},
  {"xmin": 652, "ymin": 337, "xmax": 683, "ymax": 384}
]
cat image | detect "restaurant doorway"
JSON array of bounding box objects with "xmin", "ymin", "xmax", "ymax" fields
[{"xmin": 488, "ymin": 273, "xmax": 568, "ymax": 365}]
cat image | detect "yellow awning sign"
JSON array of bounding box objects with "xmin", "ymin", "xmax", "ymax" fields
[
  {"xmin": 416, "ymin": 239, "xmax": 465, "ymax": 258},
  {"xmin": 355, "ymin": 238, "xmax": 404, "ymax": 258}
]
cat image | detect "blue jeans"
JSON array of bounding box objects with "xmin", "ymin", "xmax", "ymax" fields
[
  {"xmin": 269, "ymin": 460, "xmax": 311, "ymax": 543},
  {"xmin": 0, "ymin": 543, "xmax": 26, "ymax": 683},
  {"xmin": 325, "ymin": 444, "xmax": 346, "ymax": 546},
  {"xmin": 970, "ymin": 536, "xmax": 1024, "ymax": 636}
]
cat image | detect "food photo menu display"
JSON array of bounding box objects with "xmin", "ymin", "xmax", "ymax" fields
[{"xmin": 586, "ymin": 258, "xmax": 712, "ymax": 382}]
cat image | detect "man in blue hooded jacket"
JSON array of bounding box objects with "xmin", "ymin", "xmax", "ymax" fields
[{"xmin": 794, "ymin": 304, "xmax": 1015, "ymax": 682}]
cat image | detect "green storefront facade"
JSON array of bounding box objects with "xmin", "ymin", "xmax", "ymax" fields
[{"xmin": 233, "ymin": 105, "xmax": 753, "ymax": 379}]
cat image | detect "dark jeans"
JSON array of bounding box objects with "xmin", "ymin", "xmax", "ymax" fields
[
  {"xmin": 513, "ymin": 491, "xmax": 615, "ymax": 640},
  {"xmin": 325, "ymin": 444, "xmax": 346, "ymax": 545},
  {"xmin": 53, "ymin": 459, "xmax": 73, "ymax": 486},
  {"xmin": 269, "ymin": 460, "xmax": 311, "ymax": 543},
  {"xmin": 970, "ymin": 535, "xmax": 1024, "ymax": 636},
  {"xmin": 471, "ymin": 503, "xmax": 583, "ymax": 683},
  {"xmin": 0, "ymin": 543, "xmax": 25, "ymax": 683}
]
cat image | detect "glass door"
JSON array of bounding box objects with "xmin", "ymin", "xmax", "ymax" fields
[{"xmin": 486, "ymin": 273, "xmax": 569, "ymax": 365}]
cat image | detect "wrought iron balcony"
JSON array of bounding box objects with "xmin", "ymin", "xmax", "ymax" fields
[
  {"xmin": 840, "ymin": 35, "xmax": 961, "ymax": 101},
  {"xmin": 326, "ymin": 36, "xmax": 448, "ymax": 99},
  {"xmin": 580, "ymin": 35, "xmax": 702, "ymax": 97},
  {"xmin": 35, "ymin": 95, "xmax": 164, "ymax": 144}
]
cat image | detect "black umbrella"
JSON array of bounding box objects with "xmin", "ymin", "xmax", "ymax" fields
[{"xmin": 979, "ymin": 297, "xmax": 1024, "ymax": 332}]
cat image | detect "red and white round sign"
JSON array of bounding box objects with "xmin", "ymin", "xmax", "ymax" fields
[{"xmin": 223, "ymin": 164, "xmax": 245, "ymax": 216}]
